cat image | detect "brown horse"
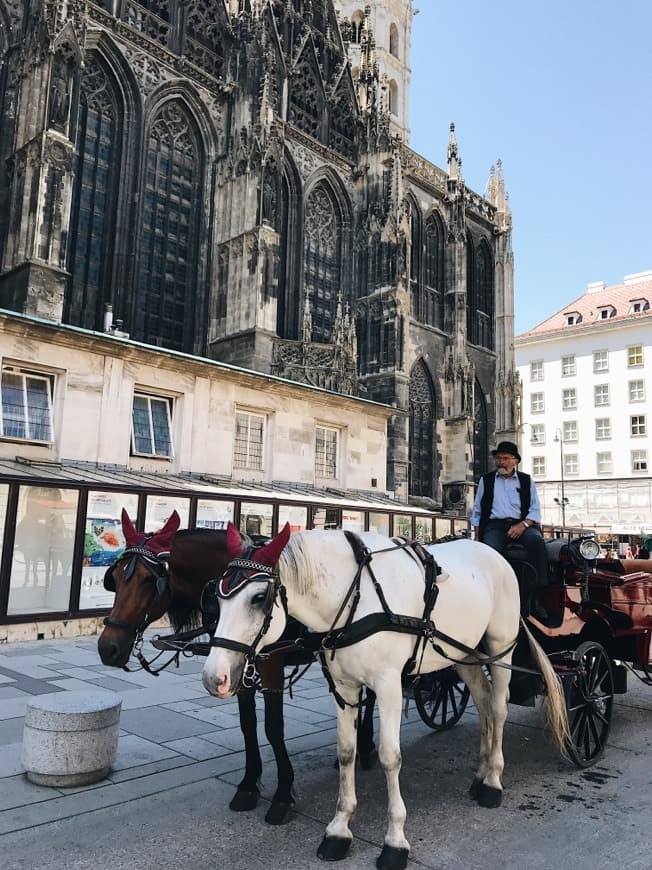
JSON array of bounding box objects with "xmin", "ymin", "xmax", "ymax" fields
[{"xmin": 98, "ymin": 509, "xmax": 306, "ymax": 824}]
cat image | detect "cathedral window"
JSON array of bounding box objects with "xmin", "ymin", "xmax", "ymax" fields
[
  {"xmin": 288, "ymin": 49, "xmax": 324, "ymax": 141},
  {"xmin": 409, "ymin": 361, "xmax": 435, "ymax": 498},
  {"xmin": 351, "ymin": 12, "xmax": 364, "ymax": 44},
  {"xmin": 389, "ymin": 23, "xmax": 399, "ymax": 59},
  {"xmin": 135, "ymin": 101, "xmax": 202, "ymax": 352},
  {"xmin": 423, "ymin": 213, "xmax": 444, "ymax": 329},
  {"xmin": 66, "ymin": 59, "xmax": 120, "ymax": 331},
  {"xmin": 475, "ymin": 241, "xmax": 494, "ymax": 349},
  {"xmin": 303, "ymin": 183, "xmax": 342, "ymax": 344},
  {"xmin": 388, "ymin": 80, "xmax": 398, "ymax": 116}
]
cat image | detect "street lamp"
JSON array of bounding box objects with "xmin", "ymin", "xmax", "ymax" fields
[{"xmin": 553, "ymin": 428, "xmax": 568, "ymax": 527}]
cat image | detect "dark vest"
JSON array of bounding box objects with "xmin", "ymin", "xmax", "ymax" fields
[{"xmin": 478, "ymin": 471, "xmax": 532, "ymax": 541}]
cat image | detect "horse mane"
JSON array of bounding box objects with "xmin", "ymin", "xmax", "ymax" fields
[
  {"xmin": 277, "ymin": 531, "xmax": 322, "ymax": 596},
  {"xmin": 167, "ymin": 602, "xmax": 203, "ymax": 635}
]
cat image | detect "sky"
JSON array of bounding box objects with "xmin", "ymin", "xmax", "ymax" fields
[{"xmin": 408, "ymin": 0, "xmax": 652, "ymax": 334}]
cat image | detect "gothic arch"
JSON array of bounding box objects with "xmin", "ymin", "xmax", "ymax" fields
[
  {"xmin": 351, "ymin": 10, "xmax": 364, "ymax": 43},
  {"xmin": 407, "ymin": 194, "xmax": 422, "ymax": 317},
  {"xmin": 389, "ymin": 23, "xmax": 399, "ymax": 58},
  {"xmin": 466, "ymin": 233, "xmax": 476, "ymax": 343},
  {"xmin": 276, "ymin": 147, "xmax": 303, "ymax": 340},
  {"xmin": 409, "ymin": 360, "xmax": 436, "ymax": 498},
  {"xmin": 130, "ymin": 94, "xmax": 208, "ymax": 353},
  {"xmin": 473, "ymin": 380, "xmax": 489, "ymax": 480},
  {"xmin": 288, "ymin": 39, "xmax": 326, "ymax": 141},
  {"xmin": 423, "ymin": 209, "xmax": 445, "ymax": 329},
  {"xmin": 476, "ymin": 238, "xmax": 494, "ymax": 349},
  {"xmin": 65, "ymin": 38, "xmax": 142, "ymax": 332},
  {"xmin": 388, "ymin": 79, "xmax": 398, "ymax": 116}
]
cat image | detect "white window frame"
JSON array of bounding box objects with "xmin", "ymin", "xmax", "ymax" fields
[
  {"xmin": 0, "ymin": 366, "xmax": 54, "ymax": 443},
  {"xmin": 597, "ymin": 306, "xmax": 615, "ymax": 320},
  {"xmin": 631, "ymin": 449, "xmax": 648, "ymax": 473},
  {"xmin": 630, "ymin": 299, "xmax": 648, "ymax": 313},
  {"xmin": 593, "ymin": 350, "xmax": 608, "ymax": 373},
  {"xmin": 627, "ymin": 344, "xmax": 643, "ymax": 367},
  {"xmin": 595, "ymin": 418, "xmax": 611, "ymax": 440},
  {"xmin": 565, "ymin": 311, "xmax": 581, "ymax": 325},
  {"xmin": 562, "ymin": 387, "xmax": 577, "ymax": 410},
  {"xmin": 131, "ymin": 393, "xmax": 174, "ymax": 458},
  {"xmin": 561, "ymin": 355, "xmax": 576, "ymax": 377},
  {"xmin": 532, "ymin": 456, "xmax": 546, "ymax": 476},
  {"xmin": 564, "ymin": 453, "xmax": 579, "ymax": 476},
  {"xmin": 596, "ymin": 451, "xmax": 612, "ymax": 475},
  {"xmin": 594, "ymin": 384, "xmax": 610, "ymax": 407},
  {"xmin": 530, "ymin": 392, "xmax": 544, "ymax": 414},
  {"xmin": 315, "ymin": 425, "xmax": 340, "ymax": 480},
  {"xmin": 530, "ymin": 360, "xmax": 544, "ymax": 382},
  {"xmin": 563, "ymin": 420, "xmax": 578, "ymax": 442},
  {"xmin": 233, "ymin": 410, "xmax": 266, "ymax": 471},
  {"xmin": 630, "ymin": 415, "xmax": 647, "ymax": 437},
  {"xmin": 530, "ymin": 423, "xmax": 545, "ymax": 444},
  {"xmin": 629, "ymin": 379, "xmax": 645, "ymax": 402}
]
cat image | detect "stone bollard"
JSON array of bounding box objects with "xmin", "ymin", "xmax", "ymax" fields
[{"xmin": 22, "ymin": 690, "xmax": 122, "ymax": 787}]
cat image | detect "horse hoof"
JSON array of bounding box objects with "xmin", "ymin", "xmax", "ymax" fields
[
  {"xmin": 265, "ymin": 801, "xmax": 294, "ymax": 825},
  {"xmin": 229, "ymin": 788, "xmax": 259, "ymax": 812},
  {"xmin": 359, "ymin": 747, "xmax": 378, "ymax": 771},
  {"xmin": 317, "ymin": 836, "xmax": 352, "ymax": 861},
  {"xmin": 376, "ymin": 845, "xmax": 409, "ymax": 870},
  {"xmin": 469, "ymin": 778, "xmax": 481, "ymax": 801},
  {"xmin": 477, "ymin": 784, "xmax": 503, "ymax": 808}
]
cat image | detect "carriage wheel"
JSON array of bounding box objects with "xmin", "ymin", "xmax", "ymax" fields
[
  {"xmin": 565, "ymin": 641, "xmax": 614, "ymax": 768},
  {"xmin": 413, "ymin": 667, "xmax": 470, "ymax": 731}
]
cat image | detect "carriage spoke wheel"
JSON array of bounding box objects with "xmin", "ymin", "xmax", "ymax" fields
[
  {"xmin": 565, "ymin": 641, "xmax": 614, "ymax": 768},
  {"xmin": 413, "ymin": 667, "xmax": 470, "ymax": 732}
]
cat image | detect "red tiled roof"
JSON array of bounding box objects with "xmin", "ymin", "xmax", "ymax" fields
[{"xmin": 517, "ymin": 277, "xmax": 652, "ymax": 338}]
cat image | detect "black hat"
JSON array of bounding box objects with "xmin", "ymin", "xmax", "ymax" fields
[{"xmin": 492, "ymin": 441, "xmax": 521, "ymax": 463}]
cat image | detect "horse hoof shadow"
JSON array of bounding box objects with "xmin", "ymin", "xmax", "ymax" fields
[
  {"xmin": 317, "ymin": 836, "xmax": 352, "ymax": 861},
  {"xmin": 376, "ymin": 844, "xmax": 409, "ymax": 870},
  {"xmin": 229, "ymin": 788, "xmax": 260, "ymax": 812},
  {"xmin": 265, "ymin": 800, "xmax": 294, "ymax": 825},
  {"xmin": 469, "ymin": 779, "xmax": 502, "ymax": 808}
]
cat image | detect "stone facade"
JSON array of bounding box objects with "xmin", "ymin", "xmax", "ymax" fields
[{"xmin": 0, "ymin": 0, "xmax": 518, "ymax": 511}]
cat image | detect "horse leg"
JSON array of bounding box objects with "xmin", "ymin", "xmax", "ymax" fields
[
  {"xmin": 457, "ymin": 663, "xmax": 495, "ymax": 804},
  {"xmin": 357, "ymin": 687, "xmax": 378, "ymax": 770},
  {"xmin": 230, "ymin": 688, "xmax": 261, "ymax": 812},
  {"xmin": 259, "ymin": 658, "xmax": 295, "ymax": 826},
  {"xmin": 372, "ymin": 677, "xmax": 410, "ymax": 870},
  {"xmin": 317, "ymin": 687, "xmax": 359, "ymax": 862}
]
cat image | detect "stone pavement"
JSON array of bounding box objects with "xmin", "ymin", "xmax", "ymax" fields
[{"xmin": 1, "ymin": 632, "xmax": 651, "ymax": 870}]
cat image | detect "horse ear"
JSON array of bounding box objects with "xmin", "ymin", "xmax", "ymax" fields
[
  {"xmin": 154, "ymin": 510, "xmax": 181, "ymax": 550},
  {"xmin": 226, "ymin": 521, "xmax": 245, "ymax": 560},
  {"xmin": 121, "ymin": 508, "xmax": 140, "ymax": 547},
  {"xmin": 254, "ymin": 522, "xmax": 291, "ymax": 567}
]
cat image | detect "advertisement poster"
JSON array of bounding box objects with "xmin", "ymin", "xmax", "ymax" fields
[{"xmin": 79, "ymin": 492, "xmax": 138, "ymax": 609}]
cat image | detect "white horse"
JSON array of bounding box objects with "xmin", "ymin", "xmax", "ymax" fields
[{"xmin": 202, "ymin": 525, "xmax": 569, "ymax": 870}]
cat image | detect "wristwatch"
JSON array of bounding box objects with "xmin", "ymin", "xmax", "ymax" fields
[{"xmin": 522, "ymin": 520, "xmax": 530, "ymax": 529}]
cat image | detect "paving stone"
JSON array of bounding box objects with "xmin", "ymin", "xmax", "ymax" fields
[
  {"xmin": 0, "ymin": 717, "xmax": 26, "ymax": 744},
  {"xmin": 0, "ymin": 773, "xmax": 58, "ymax": 812},
  {"xmin": 108, "ymin": 754, "xmax": 193, "ymax": 783},
  {"xmin": 181, "ymin": 706, "xmax": 246, "ymax": 729},
  {"xmin": 0, "ymin": 687, "xmax": 28, "ymax": 700},
  {"xmin": 111, "ymin": 734, "xmax": 180, "ymax": 771},
  {"xmin": 0, "ymin": 658, "xmax": 61, "ymax": 679},
  {"xmin": 118, "ymin": 686, "xmax": 208, "ymax": 710},
  {"xmin": 118, "ymin": 707, "xmax": 219, "ymax": 742},
  {"xmin": 0, "ymin": 743, "xmax": 24, "ymax": 777},
  {"xmin": 161, "ymin": 736, "xmax": 235, "ymax": 761},
  {"xmin": 0, "ymin": 668, "xmax": 66, "ymax": 695}
]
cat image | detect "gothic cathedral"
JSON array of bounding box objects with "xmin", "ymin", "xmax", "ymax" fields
[{"xmin": 0, "ymin": 0, "xmax": 518, "ymax": 509}]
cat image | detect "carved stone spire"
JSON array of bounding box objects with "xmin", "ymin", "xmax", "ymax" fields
[{"xmin": 447, "ymin": 122, "xmax": 462, "ymax": 184}]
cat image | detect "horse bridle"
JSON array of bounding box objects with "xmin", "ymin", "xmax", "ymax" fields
[
  {"xmin": 103, "ymin": 544, "xmax": 172, "ymax": 654},
  {"xmin": 207, "ymin": 556, "xmax": 288, "ymax": 691}
]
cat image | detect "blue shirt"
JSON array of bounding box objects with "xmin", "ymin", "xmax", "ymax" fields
[{"xmin": 470, "ymin": 471, "xmax": 542, "ymax": 527}]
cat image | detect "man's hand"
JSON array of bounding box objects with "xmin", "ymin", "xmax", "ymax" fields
[{"xmin": 507, "ymin": 522, "xmax": 525, "ymax": 540}]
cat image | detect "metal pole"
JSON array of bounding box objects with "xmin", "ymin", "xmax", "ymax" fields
[{"xmin": 558, "ymin": 430, "xmax": 566, "ymax": 527}]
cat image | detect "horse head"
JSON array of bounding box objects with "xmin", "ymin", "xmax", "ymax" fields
[
  {"xmin": 202, "ymin": 522, "xmax": 291, "ymax": 698},
  {"xmin": 97, "ymin": 509, "xmax": 180, "ymax": 667}
]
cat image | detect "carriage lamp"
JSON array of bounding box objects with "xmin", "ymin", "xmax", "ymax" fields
[{"xmin": 579, "ymin": 539, "xmax": 601, "ymax": 561}]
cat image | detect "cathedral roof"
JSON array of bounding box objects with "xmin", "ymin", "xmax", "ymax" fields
[{"xmin": 517, "ymin": 272, "xmax": 652, "ymax": 339}]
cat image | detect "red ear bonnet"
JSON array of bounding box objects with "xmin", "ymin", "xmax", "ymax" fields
[
  {"xmin": 226, "ymin": 521, "xmax": 245, "ymax": 560},
  {"xmin": 121, "ymin": 508, "xmax": 140, "ymax": 548},
  {"xmin": 253, "ymin": 522, "xmax": 291, "ymax": 567},
  {"xmin": 149, "ymin": 510, "xmax": 180, "ymax": 553}
]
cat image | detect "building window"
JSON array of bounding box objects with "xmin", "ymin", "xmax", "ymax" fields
[
  {"xmin": 630, "ymin": 299, "xmax": 648, "ymax": 313},
  {"xmin": 565, "ymin": 311, "xmax": 581, "ymax": 325},
  {"xmin": 631, "ymin": 415, "xmax": 647, "ymax": 437},
  {"xmin": 532, "ymin": 456, "xmax": 546, "ymax": 476},
  {"xmin": 233, "ymin": 411, "xmax": 265, "ymax": 470},
  {"xmin": 530, "ymin": 360, "xmax": 544, "ymax": 382},
  {"xmin": 597, "ymin": 306, "xmax": 615, "ymax": 320},
  {"xmin": 0, "ymin": 368, "xmax": 54, "ymax": 442},
  {"xmin": 530, "ymin": 423, "xmax": 545, "ymax": 444},
  {"xmin": 561, "ymin": 355, "xmax": 576, "ymax": 376},
  {"xmin": 629, "ymin": 379, "xmax": 645, "ymax": 402},
  {"xmin": 593, "ymin": 350, "xmax": 608, "ymax": 373},
  {"xmin": 595, "ymin": 418, "xmax": 611, "ymax": 440},
  {"xmin": 632, "ymin": 449, "xmax": 648, "ymax": 473},
  {"xmin": 562, "ymin": 387, "xmax": 577, "ymax": 410},
  {"xmin": 315, "ymin": 425, "xmax": 339, "ymax": 479},
  {"xmin": 388, "ymin": 79, "xmax": 398, "ymax": 116},
  {"xmin": 131, "ymin": 394, "xmax": 173, "ymax": 458},
  {"xmin": 594, "ymin": 384, "xmax": 610, "ymax": 406},
  {"xmin": 563, "ymin": 420, "xmax": 578, "ymax": 442},
  {"xmin": 628, "ymin": 344, "xmax": 643, "ymax": 367},
  {"xmin": 531, "ymin": 392, "xmax": 544, "ymax": 413},
  {"xmin": 596, "ymin": 451, "xmax": 612, "ymax": 474},
  {"xmin": 564, "ymin": 454, "xmax": 579, "ymax": 476},
  {"xmin": 389, "ymin": 22, "xmax": 399, "ymax": 57}
]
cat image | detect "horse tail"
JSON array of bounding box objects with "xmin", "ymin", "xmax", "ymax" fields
[{"xmin": 520, "ymin": 620, "xmax": 571, "ymax": 757}]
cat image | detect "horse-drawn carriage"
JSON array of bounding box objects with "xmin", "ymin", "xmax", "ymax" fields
[{"xmin": 99, "ymin": 512, "xmax": 652, "ymax": 870}]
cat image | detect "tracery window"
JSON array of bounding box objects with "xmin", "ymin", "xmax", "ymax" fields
[
  {"xmin": 66, "ymin": 59, "xmax": 120, "ymax": 331},
  {"xmin": 303, "ymin": 183, "xmax": 342, "ymax": 343},
  {"xmin": 476, "ymin": 241, "xmax": 494, "ymax": 349},
  {"xmin": 409, "ymin": 361, "xmax": 435, "ymax": 498},
  {"xmin": 134, "ymin": 101, "xmax": 202, "ymax": 352},
  {"xmin": 473, "ymin": 383, "xmax": 488, "ymax": 480},
  {"xmin": 288, "ymin": 49, "xmax": 323, "ymax": 141},
  {"xmin": 423, "ymin": 213, "xmax": 444, "ymax": 329}
]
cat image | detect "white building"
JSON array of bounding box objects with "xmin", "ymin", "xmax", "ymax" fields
[{"xmin": 515, "ymin": 271, "xmax": 652, "ymax": 544}]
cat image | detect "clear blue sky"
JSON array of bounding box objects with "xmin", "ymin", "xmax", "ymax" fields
[{"xmin": 408, "ymin": 0, "xmax": 652, "ymax": 334}]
